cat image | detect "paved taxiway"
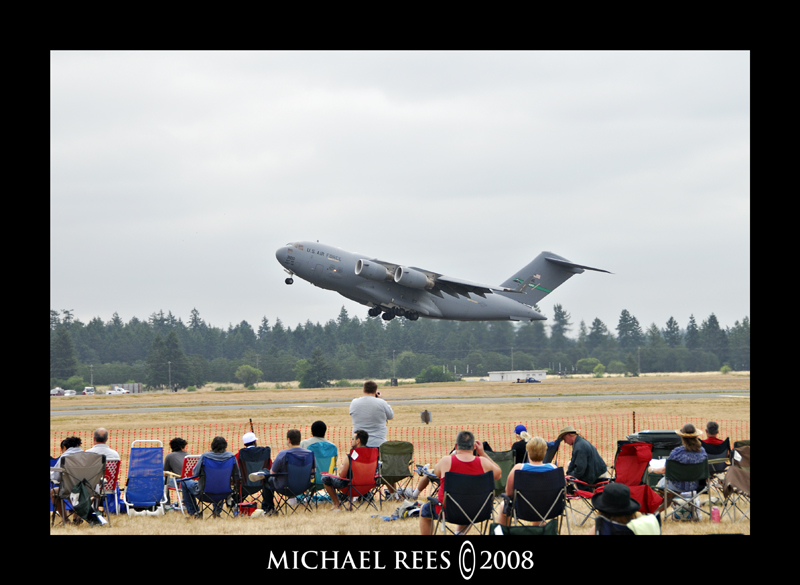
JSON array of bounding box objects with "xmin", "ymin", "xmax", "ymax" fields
[{"xmin": 50, "ymin": 389, "xmax": 750, "ymax": 417}]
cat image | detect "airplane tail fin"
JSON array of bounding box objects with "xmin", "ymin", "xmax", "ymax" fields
[{"xmin": 498, "ymin": 252, "xmax": 610, "ymax": 305}]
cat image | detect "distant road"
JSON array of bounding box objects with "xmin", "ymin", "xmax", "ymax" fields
[{"xmin": 50, "ymin": 389, "xmax": 750, "ymax": 417}]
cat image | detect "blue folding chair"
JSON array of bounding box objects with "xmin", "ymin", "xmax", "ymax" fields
[
  {"xmin": 307, "ymin": 441, "xmax": 338, "ymax": 504},
  {"xmin": 272, "ymin": 451, "xmax": 315, "ymax": 515},
  {"xmin": 194, "ymin": 456, "xmax": 239, "ymax": 518},
  {"xmin": 123, "ymin": 440, "xmax": 168, "ymax": 516}
]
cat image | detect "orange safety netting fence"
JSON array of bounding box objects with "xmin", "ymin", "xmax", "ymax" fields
[{"xmin": 51, "ymin": 413, "xmax": 749, "ymax": 489}]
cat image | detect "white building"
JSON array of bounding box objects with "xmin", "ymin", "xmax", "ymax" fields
[{"xmin": 487, "ymin": 370, "xmax": 547, "ymax": 382}]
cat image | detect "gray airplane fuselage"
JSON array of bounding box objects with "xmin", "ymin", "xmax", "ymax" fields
[{"xmin": 275, "ymin": 241, "xmax": 608, "ymax": 322}]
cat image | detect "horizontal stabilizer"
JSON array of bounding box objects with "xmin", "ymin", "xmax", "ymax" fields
[{"xmin": 545, "ymin": 257, "xmax": 611, "ymax": 274}]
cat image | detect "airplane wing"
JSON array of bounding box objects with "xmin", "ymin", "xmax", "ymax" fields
[
  {"xmin": 370, "ymin": 258, "xmax": 515, "ymax": 299},
  {"xmin": 433, "ymin": 274, "xmax": 518, "ymax": 299}
]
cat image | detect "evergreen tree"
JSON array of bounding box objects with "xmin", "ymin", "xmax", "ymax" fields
[
  {"xmin": 663, "ymin": 317, "xmax": 682, "ymax": 348},
  {"xmin": 700, "ymin": 313, "xmax": 728, "ymax": 363},
  {"xmin": 617, "ymin": 310, "xmax": 644, "ymax": 353},
  {"xmin": 586, "ymin": 317, "xmax": 610, "ymax": 354},
  {"xmin": 685, "ymin": 315, "xmax": 700, "ymax": 350},
  {"xmin": 146, "ymin": 334, "xmax": 168, "ymax": 388},
  {"xmin": 163, "ymin": 330, "xmax": 191, "ymax": 388},
  {"xmin": 51, "ymin": 326, "xmax": 78, "ymax": 380},
  {"xmin": 550, "ymin": 304, "xmax": 572, "ymax": 351},
  {"xmin": 727, "ymin": 317, "xmax": 750, "ymax": 370},
  {"xmin": 298, "ymin": 347, "xmax": 335, "ymax": 388}
]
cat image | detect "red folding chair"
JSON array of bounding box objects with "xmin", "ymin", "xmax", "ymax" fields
[
  {"xmin": 608, "ymin": 441, "xmax": 663, "ymax": 514},
  {"xmin": 168, "ymin": 454, "xmax": 200, "ymax": 514},
  {"xmin": 103, "ymin": 460, "xmax": 122, "ymax": 514},
  {"xmin": 342, "ymin": 447, "xmax": 381, "ymax": 512}
]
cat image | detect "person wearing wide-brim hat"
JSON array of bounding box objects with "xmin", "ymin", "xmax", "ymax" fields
[
  {"xmin": 592, "ymin": 482, "xmax": 640, "ymax": 518},
  {"xmin": 652, "ymin": 423, "xmax": 708, "ymax": 493},
  {"xmin": 592, "ymin": 483, "xmax": 660, "ymax": 535},
  {"xmin": 557, "ymin": 425, "xmax": 608, "ymax": 486}
]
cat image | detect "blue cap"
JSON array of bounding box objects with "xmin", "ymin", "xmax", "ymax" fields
[{"xmin": 514, "ymin": 425, "xmax": 526, "ymax": 435}]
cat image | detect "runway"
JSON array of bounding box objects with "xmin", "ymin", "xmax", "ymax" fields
[{"xmin": 49, "ymin": 389, "xmax": 750, "ymax": 417}]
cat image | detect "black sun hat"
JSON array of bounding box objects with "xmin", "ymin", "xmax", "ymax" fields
[{"xmin": 591, "ymin": 483, "xmax": 640, "ymax": 516}]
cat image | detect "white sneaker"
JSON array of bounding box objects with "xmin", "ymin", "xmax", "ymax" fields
[
  {"xmin": 288, "ymin": 497, "xmax": 297, "ymax": 506},
  {"xmin": 249, "ymin": 471, "xmax": 267, "ymax": 482}
]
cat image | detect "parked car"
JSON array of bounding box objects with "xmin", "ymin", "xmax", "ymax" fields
[
  {"xmin": 106, "ymin": 386, "xmax": 130, "ymax": 395},
  {"xmin": 50, "ymin": 387, "xmax": 64, "ymax": 396},
  {"xmin": 83, "ymin": 387, "xmax": 96, "ymax": 395},
  {"xmin": 64, "ymin": 389, "xmax": 77, "ymax": 396}
]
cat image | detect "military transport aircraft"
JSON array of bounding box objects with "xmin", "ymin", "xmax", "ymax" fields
[{"xmin": 276, "ymin": 242, "xmax": 609, "ymax": 322}]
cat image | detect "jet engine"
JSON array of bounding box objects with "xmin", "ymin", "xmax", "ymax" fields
[
  {"xmin": 394, "ymin": 266, "xmax": 434, "ymax": 290},
  {"xmin": 355, "ymin": 259, "xmax": 392, "ymax": 282}
]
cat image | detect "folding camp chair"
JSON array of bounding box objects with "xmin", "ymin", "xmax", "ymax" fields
[
  {"xmin": 565, "ymin": 475, "xmax": 610, "ymax": 527},
  {"xmin": 429, "ymin": 471, "xmax": 495, "ymax": 535},
  {"xmin": 543, "ymin": 442, "xmax": 560, "ymax": 465},
  {"xmin": 51, "ymin": 452, "xmax": 109, "ymax": 526},
  {"xmin": 379, "ymin": 440, "xmax": 414, "ymax": 499},
  {"xmin": 721, "ymin": 445, "xmax": 750, "ymax": 522},
  {"xmin": 609, "ymin": 441, "xmax": 663, "ymax": 515},
  {"xmin": 308, "ymin": 441, "xmax": 338, "ymax": 505},
  {"xmin": 701, "ymin": 438, "xmax": 731, "ymax": 503},
  {"xmin": 272, "ymin": 450, "xmax": 316, "ymax": 515},
  {"xmin": 166, "ymin": 454, "xmax": 199, "ymax": 514},
  {"xmin": 486, "ymin": 449, "xmax": 516, "ymax": 497},
  {"xmin": 656, "ymin": 459, "xmax": 710, "ymax": 522},
  {"xmin": 102, "ymin": 459, "xmax": 121, "ymax": 515},
  {"xmin": 343, "ymin": 447, "xmax": 381, "ymax": 512},
  {"xmin": 194, "ymin": 456, "xmax": 239, "ymax": 518},
  {"xmin": 236, "ymin": 446, "xmax": 272, "ymax": 511},
  {"xmin": 124, "ymin": 440, "xmax": 168, "ymax": 516},
  {"xmin": 501, "ymin": 467, "xmax": 570, "ymax": 534}
]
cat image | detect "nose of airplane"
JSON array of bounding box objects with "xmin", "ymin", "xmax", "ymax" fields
[{"xmin": 276, "ymin": 246, "xmax": 289, "ymax": 262}]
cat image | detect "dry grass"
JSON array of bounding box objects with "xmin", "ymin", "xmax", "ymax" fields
[{"xmin": 50, "ymin": 373, "xmax": 749, "ymax": 535}]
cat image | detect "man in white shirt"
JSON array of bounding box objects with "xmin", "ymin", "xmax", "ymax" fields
[
  {"xmin": 86, "ymin": 428, "xmax": 121, "ymax": 461},
  {"xmin": 349, "ymin": 381, "xmax": 394, "ymax": 448}
]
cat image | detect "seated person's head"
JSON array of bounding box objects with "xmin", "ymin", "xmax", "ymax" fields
[
  {"xmin": 455, "ymin": 431, "xmax": 475, "ymax": 452},
  {"xmin": 170, "ymin": 437, "xmax": 188, "ymax": 452},
  {"xmin": 287, "ymin": 429, "xmax": 301, "ymax": 446},
  {"xmin": 311, "ymin": 420, "xmax": 327, "ymax": 438},
  {"xmin": 352, "ymin": 429, "xmax": 368, "ymax": 448},
  {"xmin": 63, "ymin": 436, "xmax": 82, "ymax": 450},
  {"xmin": 520, "ymin": 432, "xmax": 548, "ymax": 463},
  {"xmin": 677, "ymin": 423, "xmax": 702, "ymax": 451},
  {"xmin": 210, "ymin": 436, "xmax": 228, "ymax": 453},
  {"xmin": 242, "ymin": 432, "xmax": 258, "ymax": 447},
  {"xmin": 93, "ymin": 428, "xmax": 109, "ymax": 444},
  {"xmin": 706, "ymin": 420, "xmax": 719, "ymax": 437}
]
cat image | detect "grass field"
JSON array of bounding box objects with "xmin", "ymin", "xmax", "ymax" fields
[{"xmin": 50, "ymin": 372, "xmax": 750, "ymax": 535}]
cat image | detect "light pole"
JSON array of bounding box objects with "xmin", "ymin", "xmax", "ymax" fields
[{"xmin": 168, "ymin": 361, "xmax": 172, "ymax": 390}]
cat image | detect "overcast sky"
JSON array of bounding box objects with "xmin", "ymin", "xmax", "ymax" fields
[{"xmin": 51, "ymin": 51, "xmax": 750, "ymax": 336}]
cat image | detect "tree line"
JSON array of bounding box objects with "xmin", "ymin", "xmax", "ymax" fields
[{"xmin": 50, "ymin": 305, "xmax": 750, "ymax": 390}]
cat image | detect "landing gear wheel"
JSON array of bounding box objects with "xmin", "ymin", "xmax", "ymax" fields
[
  {"xmin": 285, "ymin": 278, "xmax": 294, "ymax": 285},
  {"xmin": 368, "ymin": 307, "xmax": 382, "ymax": 317},
  {"xmin": 381, "ymin": 312, "xmax": 395, "ymax": 320}
]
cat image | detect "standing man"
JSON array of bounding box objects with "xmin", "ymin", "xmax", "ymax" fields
[
  {"xmin": 349, "ymin": 381, "xmax": 394, "ymax": 448},
  {"xmin": 86, "ymin": 428, "xmax": 121, "ymax": 461},
  {"xmin": 557, "ymin": 425, "xmax": 608, "ymax": 486}
]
